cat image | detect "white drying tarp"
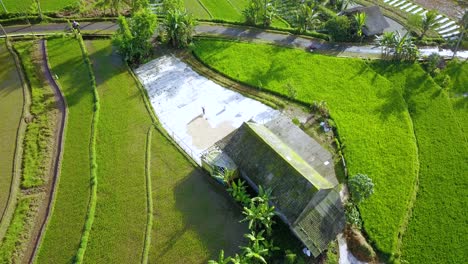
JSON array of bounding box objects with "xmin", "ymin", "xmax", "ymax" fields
[{"xmin": 135, "ymin": 55, "xmax": 279, "ymax": 164}]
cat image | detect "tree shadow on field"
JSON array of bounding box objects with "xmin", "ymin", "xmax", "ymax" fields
[{"xmin": 173, "ymin": 169, "xmax": 247, "ymax": 261}]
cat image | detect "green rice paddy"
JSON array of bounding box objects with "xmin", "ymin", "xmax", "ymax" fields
[
  {"xmin": 82, "ymin": 40, "xmax": 150, "ymax": 263},
  {"xmin": 371, "ymin": 62, "xmax": 468, "ymax": 263},
  {"xmin": 36, "ymin": 37, "xmax": 94, "ymax": 264},
  {"xmin": 0, "ymin": 41, "xmax": 24, "ymax": 223}
]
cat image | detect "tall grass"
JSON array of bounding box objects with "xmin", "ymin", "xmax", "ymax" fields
[
  {"xmin": 192, "ymin": 39, "xmax": 419, "ymax": 256},
  {"xmin": 36, "ymin": 37, "xmax": 94, "ymax": 264},
  {"xmin": 371, "ymin": 62, "xmax": 468, "ymax": 263},
  {"xmin": 13, "ymin": 41, "xmax": 55, "ymax": 189},
  {"xmin": 0, "ymin": 197, "xmax": 33, "ymax": 263}
]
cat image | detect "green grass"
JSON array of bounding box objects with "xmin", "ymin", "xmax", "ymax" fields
[
  {"xmin": 371, "ymin": 62, "xmax": 468, "ymax": 263},
  {"xmin": 184, "ymin": 0, "xmax": 211, "ymax": 19},
  {"xmin": 82, "ymin": 40, "xmax": 150, "ymax": 264},
  {"xmin": 149, "ymin": 128, "xmax": 247, "ymax": 263},
  {"xmin": 0, "ymin": 41, "xmax": 24, "ymax": 222},
  {"xmin": 36, "ymin": 37, "xmax": 94, "ymax": 264},
  {"xmin": 14, "ymin": 41, "xmax": 55, "ymax": 189},
  {"xmin": 191, "ymin": 39, "xmax": 419, "ymax": 256},
  {"xmin": 0, "ymin": 197, "xmax": 33, "ymax": 263}
]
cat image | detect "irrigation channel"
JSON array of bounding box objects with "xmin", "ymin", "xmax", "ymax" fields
[{"xmin": 27, "ymin": 39, "xmax": 67, "ymax": 263}]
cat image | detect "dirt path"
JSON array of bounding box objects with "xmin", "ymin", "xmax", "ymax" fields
[{"xmin": 24, "ymin": 39, "xmax": 67, "ymax": 264}]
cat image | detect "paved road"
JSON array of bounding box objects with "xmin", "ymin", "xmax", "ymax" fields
[{"xmin": 2, "ymin": 22, "xmax": 467, "ymax": 59}]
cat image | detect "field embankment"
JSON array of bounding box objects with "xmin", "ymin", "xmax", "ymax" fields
[
  {"xmin": 36, "ymin": 37, "xmax": 94, "ymax": 264},
  {"xmin": 81, "ymin": 39, "xmax": 150, "ymax": 264},
  {"xmin": 371, "ymin": 62, "xmax": 468, "ymax": 263},
  {"xmin": 191, "ymin": 39, "xmax": 419, "ymax": 257}
]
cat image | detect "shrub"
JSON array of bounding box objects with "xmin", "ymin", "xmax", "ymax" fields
[
  {"xmin": 348, "ymin": 173, "xmax": 374, "ymax": 204},
  {"xmin": 325, "ymin": 16, "xmax": 353, "ymax": 42}
]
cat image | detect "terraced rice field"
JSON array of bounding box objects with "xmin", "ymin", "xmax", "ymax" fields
[
  {"xmin": 0, "ymin": 41, "xmax": 24, "ymax": 225},
  {"xmin": 192, "ymin": 39, "xmax": 419, "ymax": 257},
  {"xmin": 39, "ymin": 0, "xmax": 78, "ymax": 12},
  {"xmin": 82, "ymin": 39, "xmax": 151, "ymax": 263},
  {"xmin": 149, "ymin": 128, "xmax": 247, "ymax": 263},
  {"xmin": 36, "ymin": 38, "xmax": 94, "ymax": 264},
  {"xmin": 1, "ymin": 0, "xmax": 76, "ymax": 13},
  {"xmin": 1, "ymin": 0, "xmax": 33, "ymax": 13},
  {"xmin": 372, "ymin": 62, "xmax": 468, "ymax": 263},
  {"xmin": 184, "ymin": 0, "xmax": 211, "ymax": 19}
]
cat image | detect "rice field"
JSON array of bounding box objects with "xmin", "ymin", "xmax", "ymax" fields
[
  {"xmin": 149, "ymin": 128, "xmax": 247, "ymax": 263},
  {"xmin": 192, "ymin": 39, "xmax": 419, "ymax": 257},
  {"xmin": 0, "ymin": 41, "xmax": 24, "ymax": 225},
  {"xmin": 371, "ymin": 62, "xmax": 468, "ymax": 263},
  {"xmin": 184, "ymin": 0, "xmax": 211, "ymax": 19},
  {"xmin": 81, "ymin": 39, "xmax": 151, "ymax": 264},
  {"xmin": 39, "ymin": 0, "xmax": 78, "ymax": 12},
  {"xmin": 1, "ymin": 0, "xmax": 76, "ymax": 13},
  {"xmin": 1, "ymin": 0, "xmax": 33, "ymax": 13},
  {"xmin": 36, "ymin": 37, "xmax": 94, "ymax": 264}
]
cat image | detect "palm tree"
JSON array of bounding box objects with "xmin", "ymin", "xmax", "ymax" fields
[
  {"xmin": 354, "ymin": 12, "xmax": 367, "ymax": 41},
  {"xmin": 296, "ymin": 3, "xmax": 321, "ymax": 33},
  {"xmin": 453, "ymin": 10, "xmax": 468, "ymax": 59},
  {"xmin": 420, "ymin": 10, "xmax": 440, "ymax": 39}
]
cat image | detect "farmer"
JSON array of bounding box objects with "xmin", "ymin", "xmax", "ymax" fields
[{"xmin": 72, "ymin": 20, "xmax": 80, "ymax": 33}]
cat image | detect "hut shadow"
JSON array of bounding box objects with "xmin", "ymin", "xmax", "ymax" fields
[{"xmin": 173, "ymin": 169, "xmax": 248, "ymax": 261}]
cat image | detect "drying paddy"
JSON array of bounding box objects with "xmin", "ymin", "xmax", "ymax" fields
[{"xmin": 135, "ymin": 55, "xmax": 279, "ymax": 164}]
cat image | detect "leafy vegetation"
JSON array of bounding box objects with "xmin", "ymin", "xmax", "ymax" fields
[
  {"xmin": 164, "ymin": 7, "xmax": 196, "ymax": 48},
  {"xmin": 371, "ymin": 61, "xmax": 468, "ymax": 263},
  {"xmin": 0, "ymin": 197, "xmax": 33, "ymax": 263},
  {"xmin": 192, "ymin": 39, "xmax": 419, "ymax": 256},
  {"xmin": 14, "ymin": 41, "xmax": 55, "ymax": 189},
  {"xmin": 0, "ymin": 41, "xmax": 24, "ymax": 217},
  {"xmin": 149, "ymin": 128, "xmax": 247, "ymax": 263},
  {"xmin": 348, "ymin": 173, "xmax": 374, "ymax": 204},
  {"xmin": 36, "ymin": 37, "xmax": 94, "ymax": 264},
  {"xmin": 82, "ymin": 39, "xmax": 150, "ymax": 263},
  {"xmin": 114, "ymin": 9, "xmax": 158, "ymax": 64}
]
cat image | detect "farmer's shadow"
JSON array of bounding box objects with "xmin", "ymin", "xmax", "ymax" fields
[{"xmin": 173, "ymin": 169, "xmax": 247, "ymax": 262}]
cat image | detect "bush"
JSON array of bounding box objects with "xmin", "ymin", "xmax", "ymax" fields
[
  {"xmin": 348, "ymin": 173, "xmax": 374, "ymax": 204},
  {"xmin": 324, "ymin": 16, "xmax": 353, "ymax": 42}
]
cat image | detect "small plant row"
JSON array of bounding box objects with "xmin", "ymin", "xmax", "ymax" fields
[
  {"xmin": 74, "ymin": 34, "xmax": 100, "ymax": 264},
  {"xmin": 142, "ymin": 126, "xmax": 154, "ymax": 264}
]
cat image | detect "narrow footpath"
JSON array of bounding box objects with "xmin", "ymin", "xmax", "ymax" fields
[
  {"xmin": 2, "ymin": 22, "xmax": 467, "ymax": 59},
  {"xmin": 26, "ymin": 39, "xmax": 67, "ymax": 264}
]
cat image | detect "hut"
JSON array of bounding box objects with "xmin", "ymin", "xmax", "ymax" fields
[
  {"xmin": 203, "ymin": 119, "xmax": 345, "ymax": 257},
  {"xmin": 344, "ymin": 5, "xmax": 390, "ymax": 36}
]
